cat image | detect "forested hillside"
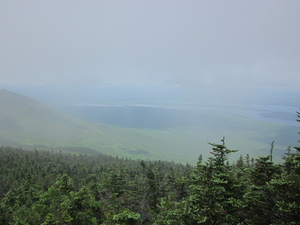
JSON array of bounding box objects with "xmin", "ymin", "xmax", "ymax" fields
[
  {"xmin": 1, "ymin": 90, "xmax": 299, "ymax": 224},
  {"xmin": 0, "ymin": 134, "xmax": 299, "ymax": 224},
  {"xmin": 1, "ymin": 0, "xmax": 299, "ymax": 223}
]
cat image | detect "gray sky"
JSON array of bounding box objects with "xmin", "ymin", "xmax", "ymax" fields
[{"xmin": 1, "ymin": 0, "xmax": 300, "ymax": 89}]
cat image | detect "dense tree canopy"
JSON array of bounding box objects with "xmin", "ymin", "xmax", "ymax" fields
[{"xmin": 0, "ymin": 110, "xmax": 299, "ymax": 224}]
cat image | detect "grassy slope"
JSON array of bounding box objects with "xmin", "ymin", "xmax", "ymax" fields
[
  {"xmin": 51, "ymin": 110, "xmax": 298, "ymax": 164},
  {"xmin": 0, "ymin": 89, "xmax": 298, "ymax": 163},
  {"xmin": 110, "ymin": 111, "xmax": 298, "ymax": 164}
]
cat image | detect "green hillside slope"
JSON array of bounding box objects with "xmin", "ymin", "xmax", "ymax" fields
[
  {"xmin": 0, "ymin": 90, "xmax": 137, "ymax": 157},
  {"xmin": 0, "ymin": 89, "xmax": 298, "ymax": 163}
]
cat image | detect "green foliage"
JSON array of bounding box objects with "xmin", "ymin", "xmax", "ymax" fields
[
  {"xmin": 112, "ymin": 209, "xmax": 141, "ymax": 225},
  {"xmin": 1, "ymin": 104, "xmax": 300, "ymax": 224},
  {"xmin": 0, "ymin": 146, "xmax": 191, "ymax": 224},
  {"xmin": 154, "ymin": 197, "xmax": 201, "ymax": 225},
  {"xmin": 186, "ymin": 142, "xmax": 243, "ymax": 224},
  {"xmin": 1, "ymin": 122, "xmax": 300, "ymax": 225}
]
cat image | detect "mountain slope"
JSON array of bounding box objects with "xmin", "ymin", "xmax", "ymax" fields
[
  {"xmin": 0, "ymin": 89, "xmax": 298, "ymax": 163},
  {"xmin": 0, "ymin": 89, "xmax": 204, "ymax": 162},
  {"xmin": 0, "ymin": 90, "xmax": 129, "ymax": 155},
  {"xmin": 0, "ymin": 89, "xmax": 89, "ymax": 147}
]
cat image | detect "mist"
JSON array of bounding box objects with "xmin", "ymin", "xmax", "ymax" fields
[
  {"xmin": 1, "ymin": 1, "xmax": 300, "ymax": 89},
  {"xmin": 0, "ymin": 1, "xmax": 299, "ymax": 162}
]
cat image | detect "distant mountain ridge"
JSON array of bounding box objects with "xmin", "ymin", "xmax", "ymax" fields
[
  {"xmin": 0, "ymin": 89, "xmax": 87, "ymax": 147},
  {"xmin": 0, "ymin": 89, "xmax": 128, "ymax": 156},
  {"xmin": 0, "ymin": 89, "xmax": 197, "ymax": 162},
  {"xmin": 0, "ymin": 89, "xmax": 66, "ymax": 124},
  {"xmin": 0, "ymin": 89, "xmax": 298, "ymax": 163}
]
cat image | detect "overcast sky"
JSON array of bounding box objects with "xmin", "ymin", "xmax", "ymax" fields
[{"xmin": 1, "ymin": 0, "xmax": 300, "ymax": 90}]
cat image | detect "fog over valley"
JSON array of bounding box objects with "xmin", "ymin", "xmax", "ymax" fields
[
  {"xmin": 0, "ymin": 86, "xmax": 298, "ymax": 163},
  {"xmin": 0, "ymin": 0, "xmax": 300, "ymax": 162},
  {"xmin": 2, "ymin": 2, "xmax": 300, "ymax": 223}
]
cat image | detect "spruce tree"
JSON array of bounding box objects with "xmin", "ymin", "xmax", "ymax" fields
[
  {"xmin": 268, "ymin": 109, "xmax": 300, "ymax": 224},
  {"xmin": 187, "ymin": 141, "xmax": 243, "ymax": 224}
]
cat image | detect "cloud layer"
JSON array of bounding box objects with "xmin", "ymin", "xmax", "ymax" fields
[{"xmin": 1, "ymin": 0, "xmax": 300, "ymax": 88}]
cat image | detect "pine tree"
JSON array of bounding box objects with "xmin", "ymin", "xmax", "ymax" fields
[
  {"xmin": 243, "ymin": 155, "xmax": 282, "ymax": 224},
  {"xmin": 267, "ymin": 109, "xmax": 300, "ymax": 224},
  {"xmin": 187, "ymin": 141, "xmax": 243, "ymax": 224}
]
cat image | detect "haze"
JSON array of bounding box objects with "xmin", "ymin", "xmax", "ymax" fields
[
  {"xmin": 0, "ymin": 1, "xmax": 300, "ymax": 162},
  {"xmin": 1, "ymin": 1, "xmax": 300, "ymax": 93}
]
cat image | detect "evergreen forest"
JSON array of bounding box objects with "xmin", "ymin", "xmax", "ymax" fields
[{"xmin": 0, "ymin": 113, "xmax": 300, "ymax": 224}]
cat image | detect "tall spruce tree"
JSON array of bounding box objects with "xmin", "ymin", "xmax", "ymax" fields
[
  {"xmin": 187, "ymin": 141, "xmax": 244, "ymax": 224},
  {"xmin": 268, "ymin": 109, "xmax": 300, "ymax": 224}
]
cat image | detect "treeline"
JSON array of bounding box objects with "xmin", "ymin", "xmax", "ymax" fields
[
  {"xmin": 0, "ymin": 146, "xmax": 192, "ymax": 224},
  {"xmin": 0, "ymin": 141, "xmax": 299, "ymax": 224}
]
